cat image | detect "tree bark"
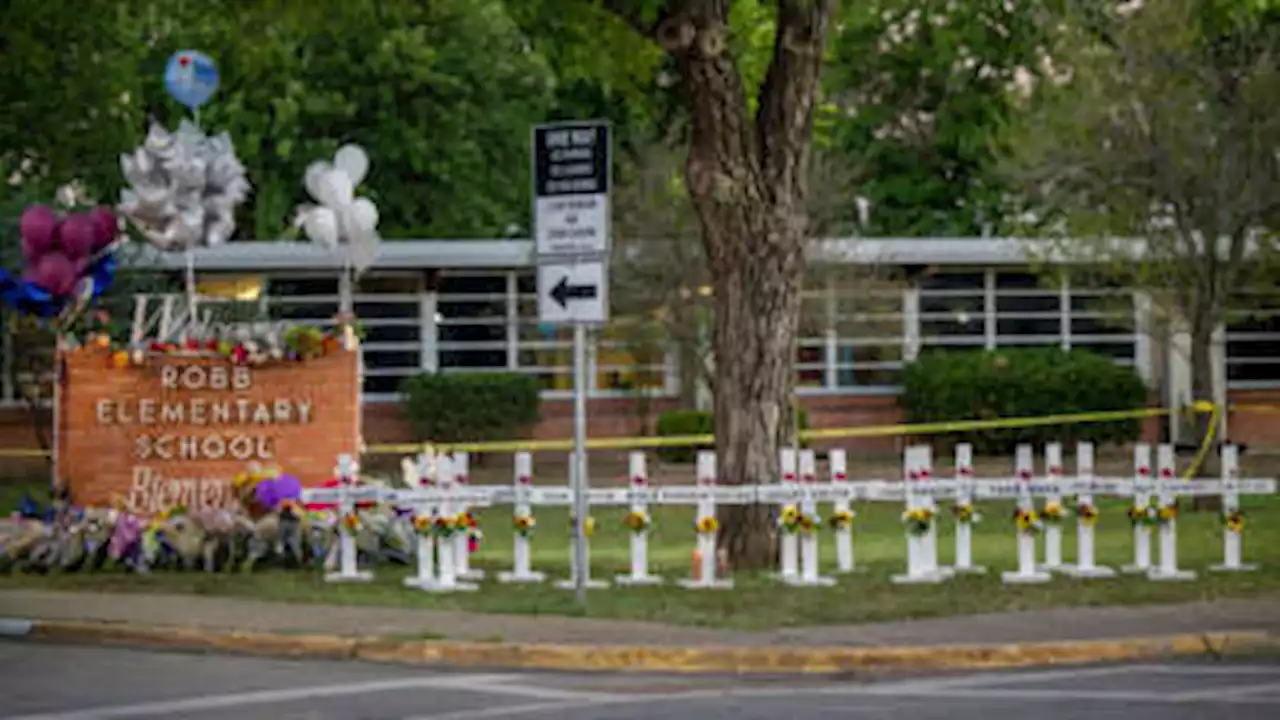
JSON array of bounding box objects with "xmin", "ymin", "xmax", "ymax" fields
[
  {"xmin": 1189, "ymin": 321, "xmax": 1223, "ymax": 511},
  {"xmin": 641, "ymin": 0, "xmax": 833, "ymax": 569}
]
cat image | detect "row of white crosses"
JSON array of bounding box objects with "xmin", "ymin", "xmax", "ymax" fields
[{"xmin": 300, "ymin": 442, "xmax": 1273, "ymax": 590}]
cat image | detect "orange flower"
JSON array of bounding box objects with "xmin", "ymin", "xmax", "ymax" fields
[{"xmin": 111, "ymin": 351, "xmax": 130, "ymax": 369}]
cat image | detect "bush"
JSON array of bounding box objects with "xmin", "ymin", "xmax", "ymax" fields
[
  {"xmin": 901, "ymin": 348, "xmax": 1149, "ymax": 456},
  {"xmin": 400, "ymin": 373, "xmax": 541, "ymax": 444},
  {"xmin": 655, "ymin": 405, "xmax": 810, "ymax": 464}
]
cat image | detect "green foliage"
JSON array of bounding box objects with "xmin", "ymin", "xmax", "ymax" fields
[
  {"xmin": 400, "ymin": 373, "xmax": 542, "ymax": 444},
  {"xmin": 655, "ymin": 405, "xmax": 810, "ymax": 463},
  {"xmin": 901, "ymin": 348, "xmax": 1149, "ymax": 455},
  {"xmin": 825, "ymin": 0, "xmax": 1061, "ymax": 235},
  {"xmin": 1, "ymin": 0, "xmax": 556, "ymax": 239}
]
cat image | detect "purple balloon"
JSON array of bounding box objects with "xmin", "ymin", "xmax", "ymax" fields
[
  {"xmin": 88, "ymin": 206, "xmax": 118, "ymax": 251},
  {"xmin": 19, "ymin": 205, "xmax": 57, "ymax": 263},
  {"xmin": 253, "ymin": 480, "xmax": 279, "ymax": 510},
  {"xmin": 58, "ymin": 213, "xmax": 97, "ymax": 261},
  {"xmin": 29, "ymin": 252, "xmax": 76, "ymax": 296},
  {"xmin": 274, "ymin": 474, "xmax": 302, "ymax": 501}
]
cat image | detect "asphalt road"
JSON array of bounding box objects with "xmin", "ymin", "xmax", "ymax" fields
[{"xmin": 2, "ymin": 642, "xmax": 1279, "ymax": 720}]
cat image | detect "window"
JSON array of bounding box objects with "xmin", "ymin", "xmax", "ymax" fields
[
  {"xmin": 919, "ymin": 272, "xmax": 985, "ymax": 346},
  {"xmin": 1226, "ymin": 292, "xmax": 1280, "ymax": 387},
  {"xmin": 438, "ymin": 272, "xmax": 507, "ymax": 372},
  {"xmin": 994, "ymin": 271, "xmax": 1062, "ymax": 343},
  {"xmin": 1069, "ymin": 286, "xmax": 1136, "ymax": 363},
  {"xmin": 832, "ymin": 284, "xmax": 904, "ymax": 389}
]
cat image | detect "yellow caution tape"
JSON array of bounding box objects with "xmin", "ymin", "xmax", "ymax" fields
[{"xmin": 368, "ymin": 406, "xmax": 1176, "ymax": 455}]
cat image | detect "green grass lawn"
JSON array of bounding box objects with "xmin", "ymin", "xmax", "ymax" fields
[{"xmin": 5, "ymin": 478, "xmax": 1279, "ymax": 629}]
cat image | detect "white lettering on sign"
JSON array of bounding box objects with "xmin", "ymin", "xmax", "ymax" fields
[{"xmin": 126, "ymin": 466, "xmax": 234, "ymax": 513}]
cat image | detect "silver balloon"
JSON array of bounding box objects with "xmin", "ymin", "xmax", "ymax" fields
[
  {"xmin": 119, "ymin": 119, "xmax": 252, "ymax": 251},
  {"xmin": 296, "ymin": 144, "xmax": 380, "ymax": 274}
]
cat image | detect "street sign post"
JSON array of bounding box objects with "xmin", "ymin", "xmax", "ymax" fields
[{"xmin": 532, "ymin": 120, "xmax": 611, "ymax": 608}]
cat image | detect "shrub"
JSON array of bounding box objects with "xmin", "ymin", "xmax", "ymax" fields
[
  {"xmin": 400, "ymin": 373, "xmax": 541, "ymax": 444},
  {"xmin": 655, "ymin": 405, "xmax": 810, "ymax": 464},
  {"xmin": 900, "ymin": 347, "xmax": 1149, "ymax": 456}
]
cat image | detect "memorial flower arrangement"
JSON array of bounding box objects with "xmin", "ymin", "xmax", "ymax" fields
[
  {"xmin": 513, "ymin": 514, "xmax": 536, "ymax": 538},
  {"xmin": 778, "ymin": 505, "xmax": 801, "ymax": 534},
  {"xmin": 433, "ymin": 514, "xmax": 460, "ymax": 538},
  {"xmin": 695, "ymin": 515, "xmax": 719, "ymax": 535},
  {"xmin": 951, "ymin": 503, "xmax": 979, "ymax": 524},
  {"xmin": 1127, "ymin": 504, "xmax": 1160, "ymax": 527},
  {"xmin": 1013, "ymin": 508, "xmax": 1043, "ymax": 534},
  {"xmin": 1040, "ymin": 501, "xmax": 1066, "ymax": 525},
  {"xmin": 1076, "ymin": 502, "xmax": 1100, "ymax": 526},
  {"xmin": 623, "ymin": 510, "xmax": 652, "ymax": 534},
  {"xmin": 458, "ymin": 511, "xmax": 483, "ymax": 552},
  {"xmin": 901, "ymin": 507, "xmax": 934, "ymax": 536},
  {"xmin": 828, "ymin": 509, "xmax": 855, "ymax": 530},
  {"xmin": 568, "ymin": 516, "xmax": 596, "ymax": 538},
  {"xmin": 796, "ymin": 511, "xmax": 819, "ymax": 535},
  {"xmin": 412, "ymin": 514, "xmax": 433, "ymax": 538},
  {"xmin": 1157, "ymin": 502, "xmax": 1179, "ymax": 525},
  {"xmin": 99, "ymin": 325, "xmax": 350, "ymax": 370},
  {"xmin": 1224, "ymin": 510, "xmax": 1245, "ymax": 534},
  {"xmin": 340, "ymin": 512, "xmax": 361, "ymax": 533}
]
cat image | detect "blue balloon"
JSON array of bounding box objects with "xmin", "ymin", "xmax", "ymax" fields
[{"xmin": 164, "ymin": 50, "xmax": 219, "ymax": 110}]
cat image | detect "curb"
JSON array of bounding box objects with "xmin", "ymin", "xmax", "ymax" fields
[{"xmin": 2, "ymin": 618, "xmax": 1276, "ymax": 675}]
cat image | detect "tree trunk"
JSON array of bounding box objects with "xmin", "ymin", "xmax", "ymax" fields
[
  {"xmin": 650, "ymin": 1, "xmax": 833, "ymax": 570},
  {"xmin": 1189, "ymin": 321, "xmax": 1222, "ymax": 511}
]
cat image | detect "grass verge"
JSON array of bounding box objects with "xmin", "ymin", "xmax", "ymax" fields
[{"xmin": 4, "ymin": 484, "xmax": 1277, "ymax": 630}]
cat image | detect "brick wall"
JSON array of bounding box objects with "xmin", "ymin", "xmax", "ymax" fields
[
  {"xmin": 55, "ymin": 348, "xmax": 360, "ymax": 511},
  {"xmin": 1227, "ymin": 389, "xmax": 1280, "ymax": 448}
]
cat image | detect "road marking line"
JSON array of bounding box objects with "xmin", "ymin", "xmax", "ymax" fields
[
  {"xmin": 1139, "ymin": 664, "xmax": 1280, "ymax": 676},
  {"xmin": 4, "ymin": 674, "xmax": 519, "ymax": 720},
  {"xmin": 402, "ymin": 699, "xmax": 600, "ymax": 720},
  {"xmin": 842, "ymin": 664, "xmax": 1140, "ymax": 691},
  {"xmin": 1173, "ymin": 681, "xmax": 1280, "ymax": 701},
  {"xmin": 850, "ymin": 686, "xmax": 1280, "ymax": 705}
]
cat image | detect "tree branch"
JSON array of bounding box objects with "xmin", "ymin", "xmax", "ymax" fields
[{"xmin": 755, "ymin": 0, "xmax": 836, "ymax": 202}]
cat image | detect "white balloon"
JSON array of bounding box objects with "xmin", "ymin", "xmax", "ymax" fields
[
  {"xmin": 304, "ymin": 161, "xmax": 331, "ymax": 203},
  {"xmin": 334, "ymin": 144, "xmax": 369, "ymax": 187},
  {"xmin": 317, "ymin": 169, "xmax": 354, "ymax": 208},
  {"xmin": 302, "ymin": 207, "xmax": 340, "ymax": 248},
  {"xmin": 349, "ymin": 197, "xmax": 379, "ymax": 232}
]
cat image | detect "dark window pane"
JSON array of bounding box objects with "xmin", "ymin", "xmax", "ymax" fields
[
  {"xmin": 439, "ymin": 349, "xmax": 506, "ymax": 368},
  {"xmin": 997, "ymin": 318, "xmax": 1060, "ymax": 336},
  {"xmin": 995, "ymin": 294, "xmax": 1060, "ymax": 313},
  {"xmin": 920, "ymin": 272, "xmax": 984, "ymax": 290}
]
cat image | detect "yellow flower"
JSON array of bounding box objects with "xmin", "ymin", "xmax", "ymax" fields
[
  {"xmin": 696, "ymin": 515, "xmax": 719, "ymax": 534},
  {"xmin": 412, "ymin": 515, "xmax": 433, "ymax": 535},
  {"xmin": 829, "ymin": 510, "xmax": 855, "ymax": 530},
  {"xmin": 513, "ymin": 514, "xmax": 536, "ymax": 537},
  {"xmin": 1041, "ymin": 501, "xmax": 1064, "ymax": 523},
  {"xmin": 569, "ymin": 516, "xmax": 596, "ymax": 538},
  {"xmin": 1157, "ymin": 504, "xmax": 1178, "ymax": 523},
  {"xmin": 1076, "ymin": 503, "xmax": 1100, "ymax": 526},
  {"xmin": 1225, "ymin": 511, "xmax": 1245, "ymax": 534},
  {"xmin": 1014, "ymin": 509, "xmax": 1042, "ymax": 534},
  {"xmin": 952, "ymin": 503, "xmax": 978, "ymax": 523},
  {"xmin": 623, "ymin": 511, "xmax": 652, "ymax": 534},
  {"xmin": 901, "ymin": 507, "xmax": 934, "ymax": 535},
  {"xmin": 341, "ymin": 512, "xmax": 361, "ymax": 532}
]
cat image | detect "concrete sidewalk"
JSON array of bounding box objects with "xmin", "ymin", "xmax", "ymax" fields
[{"xmin": 1, "ymin": 588, "xmax": 1277, "ymax": 648}]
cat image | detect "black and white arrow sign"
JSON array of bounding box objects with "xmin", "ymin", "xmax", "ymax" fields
[
  {"xmin": 536, "ymin": 261, "xmax": 607, "ymax": 324},
  {"xmin": 550, "ymin": 276, "xmax": 598, "ymax": 308}
]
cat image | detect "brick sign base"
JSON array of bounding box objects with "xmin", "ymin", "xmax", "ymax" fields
[{"xmin": 56, "ymin": 347, "xmax": 360, "ymax": 513}]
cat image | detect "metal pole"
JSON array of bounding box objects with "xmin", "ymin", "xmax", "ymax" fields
[{"xmin": 571, "ymin": 322, "xmax": 589, "ymax": 608}]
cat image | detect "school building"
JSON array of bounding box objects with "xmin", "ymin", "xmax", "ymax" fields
[{"xmin": 2, "ymin": 236, "xmax": 1277, "ymax": 455}]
